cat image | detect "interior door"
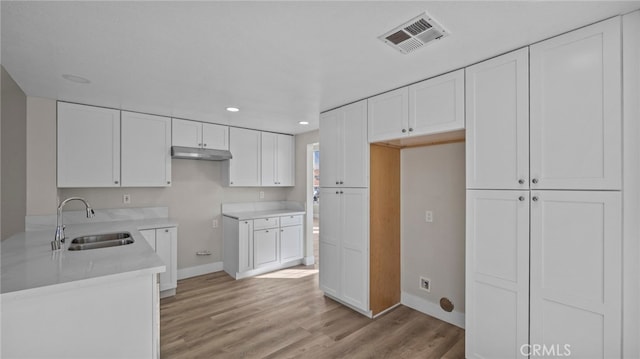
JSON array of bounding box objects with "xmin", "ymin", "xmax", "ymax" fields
[{"xmin": 530, "ymin": 190, "xmax": 621, "ymax": 358}]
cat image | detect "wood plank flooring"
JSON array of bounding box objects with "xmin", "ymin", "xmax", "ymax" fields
[{"xmin": 160, "ymin": 267, "xmax": 465, "ymax": 358}]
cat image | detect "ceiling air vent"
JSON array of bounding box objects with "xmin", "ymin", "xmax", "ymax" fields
[{"xmin": 379, "ymin": 12, "xmax": 449, "ymax": 54}]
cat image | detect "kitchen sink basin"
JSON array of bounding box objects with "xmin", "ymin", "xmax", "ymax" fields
[{"xmin": 68, "ymin": 232, "xmax": 134, "ymax": 251}]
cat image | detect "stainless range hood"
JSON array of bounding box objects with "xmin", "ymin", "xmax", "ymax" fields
[{"xmin": 171, "ymin": 146, "xmax": 232, "ymax": 161}]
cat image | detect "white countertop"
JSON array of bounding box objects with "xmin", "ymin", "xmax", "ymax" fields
[
  {"xmin": 222, "ymin": 209, "xmax": 305, "ymax": 221},
  {"xmin": 1, "ymin": 218, "xmax": 177, "ymax": 297}
]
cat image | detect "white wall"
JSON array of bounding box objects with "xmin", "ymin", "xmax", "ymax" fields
[
  {"xmin": 401, "ymin": 142, "xmax": 465, "ymax": 326},
  {"xmin": 25, "ymin": 98, "xmax": 290, "ymax": 270},
  {"xmin": 1, "ymin": 66, "xmax": 27, "ymax": 240}
]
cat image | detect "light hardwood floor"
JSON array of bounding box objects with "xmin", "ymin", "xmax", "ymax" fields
[{"xmin": 160, "ymin": 218, "xmax": 464, "ymax": 358}]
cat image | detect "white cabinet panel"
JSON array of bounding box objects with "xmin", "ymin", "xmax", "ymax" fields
[
  {"xmin": 254, "ymin": 229, "xmax": 279, "ymax": 268},
  {"xmin": 57, "ymin": 102, "xmax": 121, "ymax": 188},
  {"xmin": 238, "ymin": 220, "xmax": 254, "ymax": 273},
  {"xmin": 155, "ymin": 227, "xmax": 177, "ymax": 292},
  {"xmin": 368, "ymin": 87, "xmax": 409, "ymax": 142},
  {"xmin": 140, "ymin": 229, "xmax": 156, "ymax": 250},
  {"xmin": 276, "ymin": 134, "xmax": 294, "ymax": 186},
  {"xmin": 172, "ymin": 119, "xmax": 202, "ymax": 148},
  {"xmin": 530, "ymin": 191, "xmax": 621, "ymax": 358},
  {"xmin": 530, "ymin": 17, "xmax": 621, "ymax": 190},
  {"xmin": 466, "ymin": 48, "xmax": 529, "ymax": 190},
  {"xmin": 202, "ymin": 123, "xmax": 229, "ymax": 150},
  {"xmin": 409, "ymin": 69, "xmax": 465, "ymax": 136},
  {"xmin": 261, "ymin": 132, "xmax": 277, "ymax": 186},
  {"xmin": 228, "ymin": 127, "xmax": 261, "ymax": 186},
  {"xmin": 319, "ymin": 189, "xmax": 342, "ymax": 297},
  {"xmin": 121, "ymin": 112, "xmax": 171, "ymax": 187},
  {"xmin": 254, "ymin": 217, "xmax": 279, "ymax": 230},
  {"xmin": 466, "ymin": 190, "xmax": 529, "ymax": 359},
  {"xmin": 320, "ymin": 100, "xmax": 368, "ymax": 188},
  {"xmin": 280, "ymin": 225, "xmax": 303, "ymax": 262}
]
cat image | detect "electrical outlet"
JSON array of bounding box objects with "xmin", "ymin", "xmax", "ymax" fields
[
  {"xmin": 425, "ymin": 210, "xmax": 433, "ymax": 223},
  {"xmin": 259, "ymin": 191, "xmax": 265, "ymax": 199},
  {"xmin": 212, "ymin": 219, "xmax": 218, "ymax": 228},
  {"xmin": 123, "ymin": 194, "xmax": 131, "ymax": 204},
  {"xmin": 420, "ymin": 277, "xmax": 431, "ymax": 292}
]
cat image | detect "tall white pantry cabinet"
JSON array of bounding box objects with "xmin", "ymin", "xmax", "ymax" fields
[{"xmin": 466, "ymin": 17, "xmax": 622, "ymax": 359}]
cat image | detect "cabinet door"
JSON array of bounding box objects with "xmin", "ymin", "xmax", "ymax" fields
[
  {"xmin": 320, "ymin": 107, "xmax": 342, "ymax": 187},
  {"xmin": 409, "ymin": 69, "xmax": 465, "ymax": 137},
  {"xmin": 261, "ymin": 132, "xmax": 278, "ymax": 186},
  {"xmin": 466, "ymin": 190, "xmax": 529, "ymax": 359},
  {"xmin": 466, "ymin": 48, "xmax": 529, "ymax": 190},
  {"xmin": 276, "ymin": 134, "xmax": 294, "ymax": 186},
  {"xmin": 342, "ymin": 100, "xmax": 369, "ymax": 188},
  {"xmin": 280, "ymin": 225, "xmax": 303, "ymax": 262},
  {"xmin": 340, "ymin": 188, "xmax": 369, "ymax": 311},
  {"xmin": 121, "ymin": 112, "xmax": 172, "ymax": 187},
  {"xmin": 172, "ymin": 118, "xmax": 202, "ymax": 148},
  {"xmin": 202, "ymin": 123, "xmax": 229, "ymax": 150},
  {"xmin": 530, "ymin": 191, "xmax": 621, "ymax": 358},
  {"xmin": 530, "ymin": 17, "xmax": 621, "ymax": 190},
  {"xmin": 254, "ymin": 229, "xmax": 279, "ymax": 268},
  {"xmin": 156, "ymin": 227, "xmax": 177, "ymax": 292},
  {"xmin": 238, "ymin": 220, "xmax": 254, "ymax": 272},
  {"xmin": 57, "ymin": 102, "xmax": 121, "ymax": 187},
  {"xmin": 228, "ymin": 127, "xmax": 261, "ymax": 186},
  {"xmin": 139, "ymin": 229, "xmax": 156, "ymax": 250},
  {"xmin": 368, "ymin": 87, "xmax": 409, "ymax": 142},
  {"xmin": 319, "ymin": 189, "xmax": 341, "ymax": 297}
]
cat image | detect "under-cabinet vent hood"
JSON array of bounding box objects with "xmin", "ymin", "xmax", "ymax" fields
[
  {"xmin": 171, "ymin": 146, "xmax": 232, "ymax": 161},
  {"xmin": 378, "ymin": 12, "xmax": 449, "ymax": 54}
]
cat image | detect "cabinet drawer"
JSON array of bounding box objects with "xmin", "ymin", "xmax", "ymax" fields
[
  {"xmin": 280, "ymin": 215, "xmax": 303, "ymax": 227},
  {"xmin": 253, "ymin": 217, "xmax": 279, "ymax": 230}
]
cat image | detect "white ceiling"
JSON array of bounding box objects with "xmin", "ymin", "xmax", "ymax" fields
[{"xmin": 2, "ymin": 1, "xmax": 639, "ymax": 134}]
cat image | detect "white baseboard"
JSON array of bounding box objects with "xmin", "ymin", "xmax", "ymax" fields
[
  {"xmin": 177, "ymin": 261, "xmax": 224, "ymax": 280},
  {"xmin": 401, "ymin": 291, "xmax": 465, "ymax": 329},
  {"xmin": 303, "ymin": 255, "xmax": 315, "ymax": 266}
]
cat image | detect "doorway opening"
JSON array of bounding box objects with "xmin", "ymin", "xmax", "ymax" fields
[{"xmin": 306, "ymin": 142, "xmax": 320, "ymax": 268}]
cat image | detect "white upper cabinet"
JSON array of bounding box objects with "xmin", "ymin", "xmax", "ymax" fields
[
  {"xmin": 202, "ymin": 123, "xmax": 229, "ymax": 150},
  {"xmin": 368, "ymin": 87, "xmax": 409, "ymax": 142},
  {"xmin": 466, "ymin": 48, "xmax": 529, "ymax": 190},
  {"xmin": 368, "ymin": 70, "xmax": 464, "ymax": 143},
  {"xmin": 57, "ymin": 102, "xmax": 121, "ymax": 188},
  {"xmin": 409, "ymin": 69, "xmax": 465, "ymax": 136},
  {"xmin": 320, "ymin": 100, "xmax": 368, "ymax": 188},
  {"xmin": 172, "ymin": 119, "xmax": 229, "ymax": 150},
  {"xmin": 530, "ymin": 17, "xmax": 621, "ymax": 190},
  {"xmin": 261, "ymin": 132, "xmax": 294, "ymax": 187},
  {"xmin": 228, "ymin": 127, "xmax": 261, "ymax": 186},
  {"xmin": 121, "ymin": 111, "xmax": 172, "ymax": 187}
]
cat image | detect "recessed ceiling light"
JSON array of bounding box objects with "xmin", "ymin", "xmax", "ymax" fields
[
  {"xmin": 226, "ymin": 107, "xmax": 239, "ymax": 112},
  {"xmin": 299, "ymin": 121, "xmax": 309, "ymax": 125},
  {"xmin": 62, "ymin": 74, "xmax": 91, "ymax": 84}
]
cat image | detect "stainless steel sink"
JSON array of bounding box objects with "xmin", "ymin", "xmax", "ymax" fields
[{"xmin": 68, "ymin": 232, "xmax": 134, "ymax": 251}]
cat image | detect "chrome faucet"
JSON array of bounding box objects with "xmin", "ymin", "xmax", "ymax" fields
[{"xmin": 52, "ymin": 197, "xmax": 95, "ymax": 251}]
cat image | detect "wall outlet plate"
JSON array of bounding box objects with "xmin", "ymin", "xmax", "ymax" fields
[
  {"xmin": 123, "ymin": 194, "xmax": 131, "ymax": 204},
  {"xmin": 420, "ymin": 276, "xmax": 431, "ymax": 292},
  {"xmin": 212, "ymin": 219, "xmax": 218, "ymax": 228},
  {"xmin": 425, "ymin": 210, "xmax": 433, "ymax": 223},
  {"xmin": 259, "ymin": 191, "xmax": 265, "ymax": 199}
]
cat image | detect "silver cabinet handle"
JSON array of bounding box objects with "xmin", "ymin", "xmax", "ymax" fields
[
  {"xmin": 265, "ymin": 230, "xmax": 269, "ymax": 233},
  {"xmin": 203, "ymin": 143, "xmax": 207, "ymax": 147},
  {"xmin": 340, "ymin": 191, "xmax": 344, "ymax": 194},
  {"xmin": 402, "ymin": 129, "xmax": 407, "ymax": 133},
  {"xmin": 114, "ymin": 180, "xmax": 119, "ymax": 184},
  {"xmin": 408, "ymin": 128, "xmax": 414, "ymax": 132},
  {"xmin": 336, "ymin": 191, "xmax": 339, "ymax": 194},
  {"xmin": 518, "ymin": 179, "xmax": 525, "ymax": 184},
  {"xmin": 532, "ymin": 178, "xmax": 539, "ymax": 184},
  {"xmin": 339, "ymin": 181, "xmax": 344, "ymax": 185},
  {"xmin": 532, "ymin": 196, "xmax": 539, "ymax": 202},
  {"xmin": 336, "ymin": 181, "xmax": 339, "ymax": 185},
  {"xmin": 167, "ymin": 181, "xmax": 170, "ymax": 184},
  {"xmin": 165, "ymin": 229, "xmax": 169, "ymax": 233},
  {"xmin": 198, "ymin": 143, "xmax": 202, "ymax": 147},
  {"xmin": 519, "ymin": 196, "xmax": 525, "ymax": 201}
]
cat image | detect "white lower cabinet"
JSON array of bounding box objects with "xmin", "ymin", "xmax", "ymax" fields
[
  {"xmin": 254, "ymin": 228, "xmax": 279, "ymax": 268},
  {"xmin": 466, "ymin": 190, "xmax": 530, "ymax": 358},
  {"xmin": 319, "ymin": 188, "xmax": 369, "ymax": 314},
  {"xmin": 140, "ymin": 227, "xmax": 177, "ymax": 296},
  {"xmin": 223, "ymin": 214, "xmax": 304, "ymax": 279},
  {"xmin": 530, "ymin": 191, "xmax": 621, "ymax": 358}
]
